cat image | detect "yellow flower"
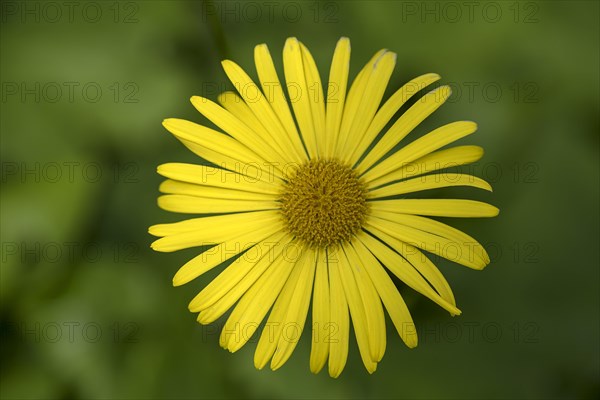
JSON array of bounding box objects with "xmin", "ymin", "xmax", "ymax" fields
[{"xmin": 150, "ymin": 37, "xmax": 498, "ymax": 377}]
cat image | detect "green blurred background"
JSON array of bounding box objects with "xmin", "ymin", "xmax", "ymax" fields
[{"xmin": 1, "ymin": 1, "xmax": 598, "ymax": 398}]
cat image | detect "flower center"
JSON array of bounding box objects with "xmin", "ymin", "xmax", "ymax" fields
[{"xmin": 280, "ymin": 159, "xmax": 369, "ymax": 248}]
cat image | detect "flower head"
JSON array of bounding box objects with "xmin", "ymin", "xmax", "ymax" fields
[{"xmin": 150, "ymin": 37, "xmax": 498, "ymax": 377}]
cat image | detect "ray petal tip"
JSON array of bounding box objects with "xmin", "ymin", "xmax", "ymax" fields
[
  {"xmin": 328, "ymin": 368, "xmax": 342, "ymax": 379},
  {"xmin": 156, "ymin": 164, "xmax": 173, "ymax": 176},
  {"xmin": 310, "ymin": 362, "xmax": 324, "ymax": 375},
  {"xmin": 270, "ymin": 359, "xmax": 284, "ymax": 371},
  {"xmin": 285, "ymin": 37, "xmax": 299, "ymax": 49},
  {"xmin": 254, "ymin": 356, "xmax": 267, "ymax": 371},
  {"xmin": 172, "ymin": 270, "xmax": 190, "ymax": 287},
  {"xmin": 196, "ymin": 312, "xmax": 208, "ymax": 324},
  {"xmin": 220, "ymin": 59, "xmax": 234, "ymax": 70},
  {"xmin": 406, "ymin": 334, "xmax": 418, "ymax": 348},
  {"xmin": 148, "ymin": 225, "xmax": 159, "ymax": 236},
  {"xmin": 188, "ymin": 302, "xmax": 200, "ymax": 313},
  {"xmin": 255, "ymin": 43, "xmax": 268, "ymax": 52},
  {"xmin": 337, "ymin": 37, "xmax": 350, "ymax": 47},
  {"xmin": 219, "ymin": 336, "xmax": 228, "ymax": 349}
]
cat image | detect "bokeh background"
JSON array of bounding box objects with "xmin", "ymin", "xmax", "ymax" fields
[{"xmin": 1, "ymin": 1, "xmax": 598, "ymax": 399}]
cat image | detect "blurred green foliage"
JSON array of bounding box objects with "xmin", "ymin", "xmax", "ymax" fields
[{"xmin": 1, "ymin": 1, "xmax": 598, "ymax": 399}]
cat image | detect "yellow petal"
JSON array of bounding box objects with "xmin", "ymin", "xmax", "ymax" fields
[
  {"xmin": 253, "ymin": 268, "xmax": 298, "ymax": 369},
  {"xmin": 283, "ymin": 38, "xmax": 319, "ymax": 159},
  {"xmin": 367, "ymin": 216, "xmax": 487, "ymax": 270},
  {"xmin": 149, "ymin": 210, "xmax": 276, "ymax": 237},
  {"xmin": 394, "ymin": 242, "xmax": 456, "ymax": 308},
  {"xmin": 367, "ymin": 145, "xmax": 485, "ymax": 188},
  {"xmin": 353, "ymin": 232, "xmax": 417, "ymax": 348},
  {"xmin": 254, "ymin": 44, "xmax": 307, "ymax": 161},
  {"xmin": 151, "ymin": 211, "xmax": 281, "ymax": 252},
  {"xmin": 310, "ymin": 248, "xmax": 330, "ymax": 374},
  {"xmin": 367, "ymin": 216, "xmax": 485, "ymax": 271},
  {"xmin": 217, "ymin": 248, "xmax": 289, "ymax": 350},
  {"xmin": 364, "ymin": 218, "xmax": 457, "ymax": 307},
  {"xmin": 190, "ymin": 96, "xmax": 289, "ymax": 170},
  {"xmin": 300, "ymin": 42, "xmax": 327, "ymax": 156},
  {"xmin": 172, "ymin": 223, "xmax": 280, "ymax": 286},
  {"xmin": 254, "ymin": 247, "xmax": 311, "ymax": 370},
  {"xmin": 357, "ymin": 86, "xmax": 452, "ymax": 174},
  {"xmin": 327, "ymin": 248, "xmax": 349, "ymax": 378},
  {"xmin": 344, "ymin": 242, "xmax": 386, "ymax": 362},
  {"xmin": 217, "ymin": 91, "xmax": 276, "ymax": 147},
  {"xmin": 157, "ymin": 162, "xmax": 281, "ymax": 194},
  {"xmin": 189, "ymin": 231, "xmax": 288, "ymax": 312},
  {"xmin": 220, "ymin": 241, "xmax": 303, "ymax": 352},
  {"xmin": 337, "ymin": 246, "xmax": 377, "ymax": 373},
  {"xmin": 348, "ymin": 73, "xmax": 441, "ymax": 166},
  {"xmin": 334, "ymin": 49, "xmax": 386, "ymax": 157},
  {"xmin": 324, "ymin": 37, "xmax": 350, "ymax": 159},
  {"xmin": 159, "ymin": 179, "xmax": 277, "ymax": 201},
  {"xmin": 368, "ymin": 173, "xmax": 492, "ymax": 198},
  {"xmin": 162, "ymin": 118, "xmax": 273, "ymax": 177},
  {"xmin": 196, "ymin": 234, "xmax": 293, "ymax": 322},
  {"xmin": 371, "ymin": 210, "xmax": 490, "ymax": 265},
  {"xmin": 158, "ymin": 194, "xmax": 278, "ymax": 214},
  {"xmin": 271, "ymin": 248, "xmax": 316, "ymax": 370},
  {"xmin": 221, "ymin": 59, "xmax": 303, "ymax": 163},
  {"xmin": 362, "ymin": 121, "xmax": 478, "ymax": 182},
  {"xmin": 359, "ymin": 230, "xmax": 461, "ymax": 314},
  {"xmin": 370, "ymin": 199, "xmax": 500, "ymax": 218},
  {"xmin": 339, "ymin": 51, "xmax": 396, "ymax": 165}
]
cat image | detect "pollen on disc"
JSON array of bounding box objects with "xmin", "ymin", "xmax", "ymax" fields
[{"xmin": 280, "ymin": 159, "xmax": 369, "ymax": 248}]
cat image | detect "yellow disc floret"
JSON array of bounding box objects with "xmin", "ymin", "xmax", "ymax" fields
[{"xmin": 280, "ymin": 159, "xmax": 369, "ymax": 248}]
